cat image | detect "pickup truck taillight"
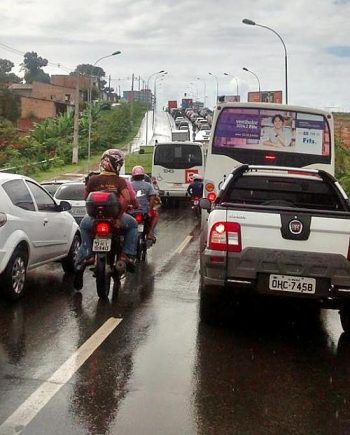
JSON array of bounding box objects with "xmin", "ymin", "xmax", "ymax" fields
[{"xmin": 208, "ymin": 221, "xmax": 241, "ymax": 252}]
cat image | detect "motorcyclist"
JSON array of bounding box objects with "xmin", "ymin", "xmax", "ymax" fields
[
  {"xmin": 74, "ymin": 149, "xmax": 138, "ymax": 290},
  {"xmin": 130, "ymin": 165, "xmax": 159, "ymax": 242},
  {"xmin": 187, "ymin": 174, "xmax": 204, "ymax": 198}
]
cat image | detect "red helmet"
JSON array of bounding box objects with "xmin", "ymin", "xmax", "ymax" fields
[
  {"xmin": 131, "ymin": 165, "xmax": 145, "ymax": 177},
  {"xmin": 100, "ymin": 149, "xmax": 124, "ymax": 173}
]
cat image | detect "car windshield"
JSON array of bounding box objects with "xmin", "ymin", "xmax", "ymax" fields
[
  {"xmin": 41, "ymin": 184, "xmax": 61, "ymax": 195},
  {"xmin": 55, "ymin": 184, "xmax": 85, "ymax": 200}
]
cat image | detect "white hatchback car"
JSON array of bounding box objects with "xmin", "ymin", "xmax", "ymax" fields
[
  {"xmin": 0, "ymin": 173, "xmax": 81, "ymax": 300},
  {"xmin": 54, "ymin": 182, "xmax": 86, "ymax": 224}
]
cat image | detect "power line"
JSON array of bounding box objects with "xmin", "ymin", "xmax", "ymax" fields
[{"xmin": 0, "ymin": 40, "xmax": 73, "ymax": 73}]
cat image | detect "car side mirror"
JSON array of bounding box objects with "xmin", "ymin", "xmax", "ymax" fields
[
  {"xmin": 59, "ymin": 200, "xmax": 72, "ymax": 212},
  {"xmin": 199, "ymin": 198, "xmax": 211, "ymax": 211}
]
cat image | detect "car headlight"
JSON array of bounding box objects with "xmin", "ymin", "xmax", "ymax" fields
[{"xmin": 0, "ymin": 212, "xmax": 7, "ymax": 227}]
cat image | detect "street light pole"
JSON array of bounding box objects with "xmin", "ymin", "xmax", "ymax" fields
[
  {"xmin": 87, "ymin": 50, "xmax": 121, "ymax": 171},
  {"xmin": 243, "ymin": 18, "xmax": 288, "ymax": 104},
  {"xmin": 208, "ymin": 72, "xmax": 219, "ymax": 104},
  {"xmin": 223, "ymin": 72, "xmax": 239, "ymax": 97},
  {"xmin": 243, "ymin": 67, "xmax": 261, "ymax": 101},
  {"xmin": 196, "ymin": 77, "xmax": 206, "ymax": 107},
  {"xmin": 153, "ymin": 73, "xmax": 167, "ymax": 129},
  {"xmin": 145, "ymin": 70, "xmax": 165, "ymax": 145}
]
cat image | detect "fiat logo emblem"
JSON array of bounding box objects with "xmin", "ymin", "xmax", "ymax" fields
[{"xmin": 289, "ymin": 219, "xmax": 303, "ymax": 235}]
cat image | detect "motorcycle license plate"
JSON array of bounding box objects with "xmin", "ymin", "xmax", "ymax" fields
[
  {"xmin": 93, "ymin": 238, "xmax": 111, "ymax": 252},
  {"xmin": 193, "ymin": 200, "xmax": 199, "ymax": 205},
  {"xmin": 269, "ymin": 274, "xmax": 316, "ymax": 294},
  {"xmin": 138, "ymin": 224, "xmax": 144, "ymax": 232}
]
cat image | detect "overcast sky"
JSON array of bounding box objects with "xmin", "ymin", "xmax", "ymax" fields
[{"xmin": 1, "ymin": 0, "xmax": 350, "ymax": 111}]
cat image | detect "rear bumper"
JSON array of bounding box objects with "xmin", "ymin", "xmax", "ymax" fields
[
  {"xmin": 201, "ymin": 247, "xmax": 350, "ymax": 306},
  {"xmin": 159, "ymin": 190, "xmax": 188, "ymax": 198}
]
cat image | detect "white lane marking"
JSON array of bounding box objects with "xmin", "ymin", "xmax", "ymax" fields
[
  {"xmin": 175, "ymin": 235, "xmax": 193, "ymax": 254},
  {"xmin": 0, "ymin": 317, "xmax": 122, "ymax": 434}
]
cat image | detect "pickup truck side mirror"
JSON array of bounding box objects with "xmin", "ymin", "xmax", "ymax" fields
[{"xmin": 199, "ymin": 198, "xmax": 211, "ymax": 211}]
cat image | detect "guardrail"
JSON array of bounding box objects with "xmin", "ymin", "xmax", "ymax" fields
[{"xmin": 0, "ymin": 157, "xmax": 58, "ymax": 174}]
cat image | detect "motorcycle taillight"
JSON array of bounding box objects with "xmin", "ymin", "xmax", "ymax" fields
[
  {"xmin": 134, "ymin": 213, "xmax": 143, "ymax": 223},
  {"xmin": 95, "ymin": 221, "xmax": 112, "ymax": 237}
]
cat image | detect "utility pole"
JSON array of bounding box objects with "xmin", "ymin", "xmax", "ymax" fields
[
  {"xmin": 108, "ymin": 74, "xmax": 111, "ymax": 101},
  {"xmin": 130, "ymin": 73, "xmax": 134, "ymax": 123},
  {"xmin": 72, "ymin": 72, "xmax": 80, "ymax": 164}
]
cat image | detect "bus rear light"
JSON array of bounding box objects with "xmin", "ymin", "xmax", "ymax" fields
[
  {"xmin": 209, "ymin": 221, "xmax": 241, "ymax": 252},
  {"xmin": 205, "ymin": 182, "xmax": 215, "ymax": 192},
  {"xmin": 207, "ymin": 192, "xmax": 217, "ymax": 202},
  {"xmin": 264, "ymin": 154, "xmax": 277, "ymax": 162}
]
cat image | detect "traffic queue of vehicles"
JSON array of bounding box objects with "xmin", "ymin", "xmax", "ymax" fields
[{"xmin": 3, "ymin": 100, "xmax": 350, "ymax": 335}]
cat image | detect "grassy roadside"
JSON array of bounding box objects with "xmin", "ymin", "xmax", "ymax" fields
[
  {"xmin": 125, "ymin": 146, "xmax": 154, "ymax": 174},
  {"xmin": 31, "ymin": 110, "xmax": 147, "ymax": 182},
  {"xmin": 34, "ymin": 145, "xmax": 154, "ymax": 182}
]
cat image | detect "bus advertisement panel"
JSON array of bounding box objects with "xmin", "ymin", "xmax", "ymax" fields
[
  {"xmin": 203, "ymin": 103, "xmax": 334, "ymax": 201},
  {"xmin": 212, "ymin": 107, "xmax": 331, "ymax": 167}
]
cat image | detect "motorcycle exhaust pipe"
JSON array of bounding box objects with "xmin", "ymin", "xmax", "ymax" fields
[{"xmin": 115, "ymin": 260, "xmax": 126, "ymax": 273}]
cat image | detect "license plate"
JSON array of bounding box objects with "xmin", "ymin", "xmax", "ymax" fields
[
  {"xmin": 138, "ymin": 224, "xmax": 144, "ymax": 232},
  {"xmin": 93, "ymin": 238, "xmax": 111, "ymax": 252},
  {"xmin": 71, "ymin": 206, "xmax": 86, "ymax": 217},
  {"xmin": 269, "ymin": 274, "xmax": 316, "ymax": 294}
]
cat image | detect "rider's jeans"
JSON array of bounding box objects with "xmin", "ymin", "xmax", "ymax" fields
[{"xmin": 76, "ymin": 213, "xmax": 138, "ymax": 265}]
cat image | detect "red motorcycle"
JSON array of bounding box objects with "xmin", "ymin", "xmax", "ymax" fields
[
  {"xmin": 132, "ymin": 211, "xmax": 155, "ymax": 261},
  {"xmin": 191, "ymin": 195, "xmax": 201, "ymax": 218}
]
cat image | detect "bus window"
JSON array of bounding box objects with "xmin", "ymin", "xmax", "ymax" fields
[
  {"xmin": 152, "ymin": 142, "xmax": 204, "ymax": 200},
  {"xmin": 204, "ymin": 102, "xmax": 334, "ymax": 200}
]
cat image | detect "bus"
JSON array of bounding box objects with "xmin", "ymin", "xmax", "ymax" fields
[
  {"xmin": 152, "ymin": 141, "xmax": 205, "ymax": 202},
  {"xmin": 204, "ymin": 102, "xmax": 334, "ymax": 202}
]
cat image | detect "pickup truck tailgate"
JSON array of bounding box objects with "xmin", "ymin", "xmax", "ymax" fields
[{"xmin": 226, "ymin": 209, "xmax": 350, "ymax": 255}]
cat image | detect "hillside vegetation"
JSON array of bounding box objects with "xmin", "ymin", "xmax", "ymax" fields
[{"xmin": 0, "ymin": 101, "xmax": 146, "ymax": 178}]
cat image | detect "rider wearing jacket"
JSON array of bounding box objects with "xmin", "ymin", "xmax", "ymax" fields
[
  {"xmin": 74, "ymin": 149, "xmax": 138, "ymax": 290},
  {"xmin": 131, "ymin": 165, "xmax": 159, "ymax": 242},
  {"xmin": 187, "ymin": 174, "xmax": 204, "ymax": 198}
]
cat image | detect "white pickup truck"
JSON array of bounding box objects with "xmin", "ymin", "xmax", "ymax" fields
[{"xmin": 199, "ymin": 165, "xmax": 350, "ymax": 331}]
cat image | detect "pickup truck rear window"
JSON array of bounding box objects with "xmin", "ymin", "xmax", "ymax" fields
[{"xmin": 222, "ymin": 175, "xmax": 345, "ymax": 211}]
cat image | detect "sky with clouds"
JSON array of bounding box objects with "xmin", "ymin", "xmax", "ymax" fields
[{"xmin": 1, "ymin": 0, "xmax": 350, "ymax": 111}]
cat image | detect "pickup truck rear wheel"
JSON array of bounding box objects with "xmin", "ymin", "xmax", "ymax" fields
[
  {"xmin": 340, "ymin": 307, "xmax": 350, "ymax": 333},
  {"xmin": 199, "ymin": 276, "xmax": 220, "ymax": 324}
]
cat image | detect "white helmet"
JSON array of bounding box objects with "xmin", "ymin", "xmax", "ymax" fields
[{"xmin": 193, "ymin": 174, "xmax": 203, "ymax": 181}]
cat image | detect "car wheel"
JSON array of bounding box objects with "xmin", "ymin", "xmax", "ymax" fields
[
  {"xmin": 62, "ymin": 233, "xmax": 81, "ymax": 273},
  {"xmin": 1, "ymin": 247, "xmax": 28, "ymax": 301}
]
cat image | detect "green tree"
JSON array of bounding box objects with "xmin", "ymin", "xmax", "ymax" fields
[
  {"xmin": 21, "ymin": 52, "xmax": 50, "ymax": 84},
  {"xmin": 0, "ymin": 59, "xmax": 21, "ymax": 85},
  {"xmin": 73, "ymin": 64, "xmax": 106, "ymax": 91},
  {"xmin": 0, "ymin": 89, "xmax": 20, "ymax": 122}
]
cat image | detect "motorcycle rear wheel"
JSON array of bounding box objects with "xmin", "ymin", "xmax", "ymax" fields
[{"xmin": 95, "ymin": 254, "xmax": 111, "ymax": 299}]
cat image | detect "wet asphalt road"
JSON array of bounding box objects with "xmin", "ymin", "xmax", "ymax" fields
[{"xmin": 0, "ymin": 205, "xmax": 350, "ymax": 435}]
